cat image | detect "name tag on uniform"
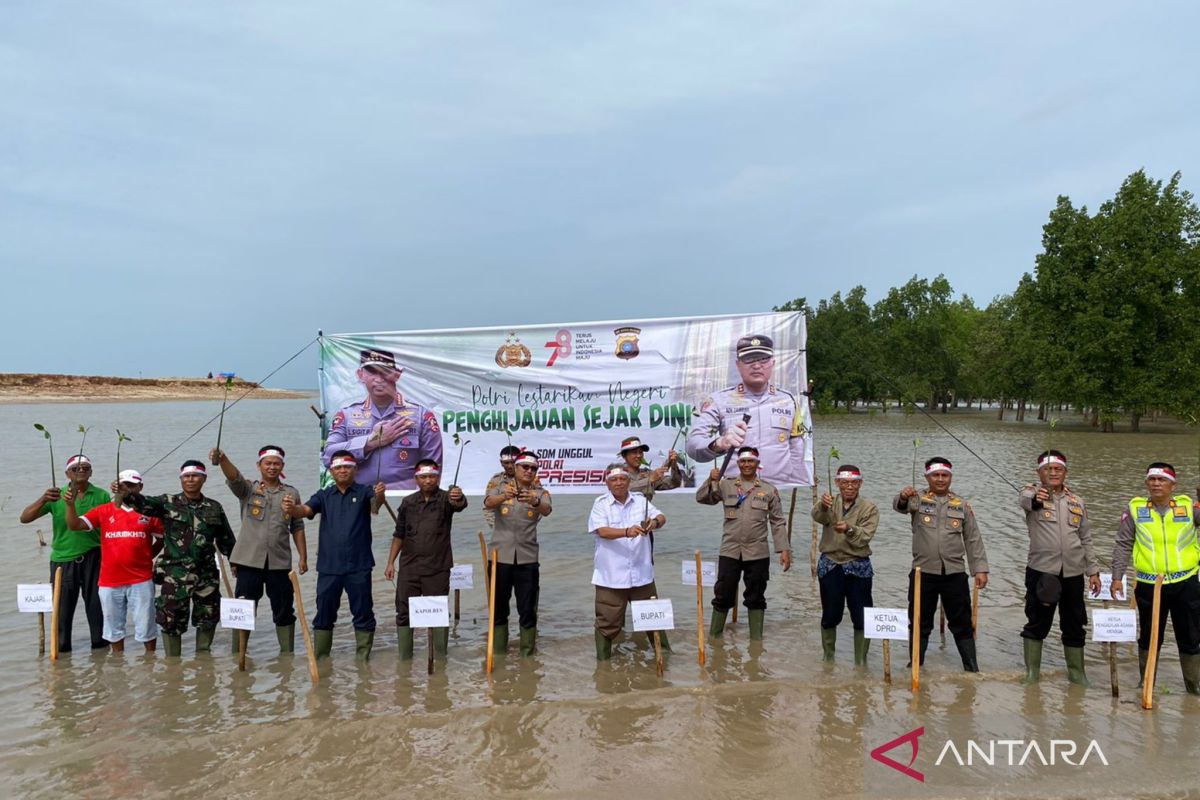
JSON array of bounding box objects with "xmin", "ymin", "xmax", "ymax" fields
[{"xmin": 1136, "ymin": 507, "xmax": 1153, "ymax": 522}]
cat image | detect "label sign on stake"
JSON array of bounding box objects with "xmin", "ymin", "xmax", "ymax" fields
[
  {"xmin": 682, "ymin": 560, "xmax": 716, "ymax": 587},
  {"xmin": 410, "ymin": 595, "xmax": 450, "ymax": 628},
  {"xmin": 450, "ymin": 564, "xmax": 474, "ymax": 590},
  {"xmin": 1092, "ymin": 609, "xmax": 1137, "ymax": 643},
  {"xmin": 17, "ymin": 584, "xmax": 53, "ymax": 613},
  {"xmin": 863, "ymin": 607, "xmax": 909, "ymax": 641},
  {"xmin": 220, "ymin": 598, "xmax": 256, "ymax": 631},
  {"xmin": 1088, "ymin": 573, "xmax": 1130, "ymax": 603},
  {"xmin": 631, "ymin": 598, "xmax": 674, "ymax": 632}
]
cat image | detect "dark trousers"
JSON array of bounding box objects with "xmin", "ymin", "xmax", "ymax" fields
[
  {"xmin": 50, "ymin": 548, "xmax": 105, "ymax": 651},
  {"xmin": 1021, "ymin": 568, "xmax": 1087, "ymax": 647},
  {"xmin": 819, "ymin": 564, "xmax": 873, "ymax": 630},
  {"xmin": 712, "ymin": 555, "xmax": 770, "ymax": 612},
  {"xmin": 395, "ymin": 568, "xmax": 451, "ymax": 626},
  {"xmin": 493, "ymin": 562, "xmax": 539, "ymax": 629},
  {"xmin": 1136, "ymin": 575, "xmax": 1200, "ymax": 655},
  {"xmin": 234, "ymin": 566, "xmax": 296, "ymax": 627},
  {"xmin": 312, "ymin": 570, "xmax": 376, "ymax": 632},
  {"xmin": 908, "ymin": 569, "xmax": 973, "ymax": 642}
]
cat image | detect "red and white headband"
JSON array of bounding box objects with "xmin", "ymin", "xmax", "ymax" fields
[
  {"xmin": 605, "ymin": 466, "xmax": 630, "ymax": 481},
  {"xmin": 66, "ymin": 455, "xmax": 91, "ymax": 469},
  {"xmin": 835, "ymin": 468, "xmax": 862, "ymax": 481},
  {"xmin": 330, "ymin": 455, "xmax": 357, "ymax": 469},
  {"xmin": 257, "ymin": 448, "xmax": 285, "ymax": 463},
  {"xmin": 415, "ymin": 464, "xmax": 440, "ymax": 477},
  {"xmin": 1037, "ymin": 454, "xmax": 1067, "ymax": 469},
  {"xmin": 1146, "ymin": 466, "xmax": 1177, "ymax": 482},
  {"xmin": 925, "ymin": 462, "xmax": 952, "ymax": 476},
  {"xmin": 514, "ymin": 453, "xmax": 539, "ymax": 467},
  {"xmin": 180, "ymin": 464, "xmax": 207, "ymax": 477}
]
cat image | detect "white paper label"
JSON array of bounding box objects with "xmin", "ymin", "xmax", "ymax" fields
[
  {"xmin": 409, "ymin": 595, "xmax": 450, "ymax": 628},
  {"xmin": 863, "ymin": 607, "xmax": 910, "ymax": 641},
  {"xmin": 1092, "ymin": 609, "xmax": 1137, "ymax": 642},
  {"xmin": 681, "ymin": 560, "xmax": 717, "ymax": 587},
  {"xmin": 220, "ymin": 598, "xmax": 256, "ymax": 631},
  {"xmin": 450, "ymin": 564, "xmax": 474, "ymax": 590},
  {"xmin": 17, "ymin": 584, "xmax": 53, "ymax": 613},
  {"xmin": 1088, "ymin": 573, "xmax": 1130, "ymax": 603},
  {"xmin": 631, "ymin": 598, "xmax": 674, "ymax": 632}
]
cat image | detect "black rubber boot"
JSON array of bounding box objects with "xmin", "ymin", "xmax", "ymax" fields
[
  {"xmin": 906, "ymin": 635, "xmax": 929, "ymax": 668},
  {"xmin": 1181, "ymin": 653, "xmax": 1200, "ymax": 695},
  {"xmin": 956, "ymin": 637, "xmax": 979, "ymax": 672}
]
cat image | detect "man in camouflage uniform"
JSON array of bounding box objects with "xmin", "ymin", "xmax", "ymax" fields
[
  {"xmin": 322, "ymin": 348, "xmax": 443, "ymax": 491},
  {"xmin": 123, "ymin": 459, "xmax": 236, "ymax": 657},
  {"xmin": 686, "ymin": 334, "xmax": 811, "ymax": 486},
  {"xmin": 483, "ymin": 445, "xmax": 522, "ymax": 530},
  {"xmin": 618, "ymin": 436, "xmax": 681, "ymax": 501}
]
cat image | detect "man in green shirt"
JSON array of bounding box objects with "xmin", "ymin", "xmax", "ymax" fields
[{"xmin": 20, "ymin": 454, "xmax": 111, "ymax": 653}]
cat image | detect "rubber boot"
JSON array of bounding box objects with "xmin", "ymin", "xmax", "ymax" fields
[
  {"xmin": 396, "ymin": 627, "xmax": 414, "ymax": 660},
  {"xmin": 595, "ymin": 630, "xmax": 613, "ymax": 661},
  {"xmin": 231, "ymin": 630, "xmax": 240, "ymax": 655},
  {"xmin": 955, "ymin": 636, "xmax": 979, "ymax": 672},
  {"xmin": 1181, "ymin": 653, "xmax": 1200, "ymax": 695},
  {"xmin": 195, "ymin": 627, "xmax": 215, "ymax": 654},
  {"xmin": 314, "ymin": 628, "xmax": 333, "ymax": 659},
  {"xmin": 1022, "ymin": 638, "xmax": 1043, "ymax": 685},
  {"xmin": 519, "ymin": 626, "xmax": 537, "ymax": 656},
  {"xmin": 709, "ymin": 609, "xmax": 728, "ymax": 639},
  {"xmin": 906, "ymin": 635, "xmax": 928, "ymax": 668},
  {"xmin": 821, "ymin": 627, "xmax": 837, "ymax": 662},
  {"xmin": 748, "ymin": 609, "xmax": 765, "ymax": 641},
  {"xmin": 853, "ymin": 629, "xmax": 870, "ymax": 666},
  {"xmin": 432, "ymin": 628, "xmax": 449, "ymax": 656},
  {"xmin": 354, "ymin": 630, "xmax": 374, "ymax": 661},
  {"xmin": 163, "ymin": 634, "xmax": 182, "ymax": 657},
  {"xmin": 276, "ymin": 624, "xmax": 295, "ymax": 653},
  {"xmin": 1064, "ymin": 645, "xmax": 1089, "ymax": 687},
  {"xmin": 1137, "ymin": 648, "xmax": 1149, "ymax": 688},
  {"xmin": 492, "ymin": 625, "xmax": 509, "ymax": 655},
  {"xmin": 655, "ymin": 630, "xmax": 671, "ymax": 652}
]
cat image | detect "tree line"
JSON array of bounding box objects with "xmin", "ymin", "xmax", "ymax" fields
[{"xmin": 777, "ymin": 169, "xmax": 1200, "ymax": 432}]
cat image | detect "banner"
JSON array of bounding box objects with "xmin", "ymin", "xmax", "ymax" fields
[{"xmin": 317, "ymin": 312, "xmax": 811, "ymax": 494}]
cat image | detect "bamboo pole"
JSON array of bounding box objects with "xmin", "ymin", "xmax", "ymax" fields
[
  {"xmin": 478, "ymin": 532, "xmax": 490, "ymax": 596},
  {"xmin": 810, "ymin": 484, "xmax": 819, "ymax": 578},
  {"xmin": 486, "ymin": 548, "xmax": 498, "ymax": 674},
  {"xmin": 650, "ymin": 595, "xmax": 664, "ymax": 677},
  {"xmin": 883, "ymin": 639, "xmax": 892, "ymax": 684},
  {"xmin": 38, "ymin": 612, "xmax": 46, "ymax": 656},
  {"xmin": 288, "ymin": 571, "xmax": 319, "ymax": 684},
  {"xmin": 50, "ymin": 566, "xmax": 63, "ymax": 662},
  {"xmin": 238, "ymin": 630, "xmax": 249, "ymax": 672},
  {"xmin": 911, "ymin": 567, "xmax": 922, "ymax": 691},
  {"xmin": 1141, "ymin": 574, "xmax": 1164, "ymax": 710},
  {"xmin": 218, "ymin": 553, "xmax": 234, "ymax": 598},
  {"xmin": 695, "ymin": 550, "xmax": 706, "ymax": 666},
  {"xmin": 971, "ymin": 584, "xmax": 980, "ymax": 637}
]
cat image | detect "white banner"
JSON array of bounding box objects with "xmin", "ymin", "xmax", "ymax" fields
[
  {"xmin": 318, "ymin": 312, "xmax": 811, "ymax": 493},
  {"xmin": 220, "ymin": 598, "xmax": 256, "ymax": 631},
  {"xmin": 682, "ymin": 560, "xmax": 717, "ymax": 587},
  {"xmin": 863, "ymin": 607, "xmax": 909, "ymax": 641},
  {"xmin": 1092, "ymin": 609, "xmax": 1137, "ymax": 643},
  {"xmin": 410, "ymin": 595, "xmax": 450, "ymax": 628},
  {"xmin": 449, "ymin": 564, "xmax": 474, "ymax": 590},
  {"xmin": 17, "ymin": 584, "xmax": 52, "ymax": 613},
  {"xmin": 631, "ymin": 598, "xmax": 675, "ymax": 632}
]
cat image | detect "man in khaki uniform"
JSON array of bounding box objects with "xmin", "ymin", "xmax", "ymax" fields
[
  {"xmin": 812, "ymin": 464, "xmax": 878, "ymax": 665},
  {"xmin": 617, "ymin": 436, "xmax": 681, "ymax": 501},
  {"xmin": 1017, "ymin": 450, "xmax": 1101, "ymax": 686},
  {"xmin": 696, "ymin": 445, "xmax": 791, "ymax": 640},
  {"xmin": 482, "ymin": 449, "xmax": 552, "ymax": 656},
  {"xmin": 483, "ymin": 445, "xmax": 521, "ymax": 530},
  {"xmin": 894, "ymin": 456, "xmax": 989, "ymax": 672}
]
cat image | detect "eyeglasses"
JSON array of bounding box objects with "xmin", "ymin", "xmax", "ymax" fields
[
  {"xmin": 68, "ymin": 466, "xmax": 92, "ymax": 473},
  {"xmin": 516, "ymin": 464, "xmax": 537, "ymax": 471}
]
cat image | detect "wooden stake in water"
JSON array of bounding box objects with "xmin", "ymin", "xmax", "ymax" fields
[
  {"xmin": 454, "ymin": 589, "xmax": 461, "ymax": 622},
  {"xmin": 288, "ymin": 571, "xmax": 319, "ymax": 685},
  {"xmin": 218, "ymin": 553, "xmax": 234, "ymax": 598},
  {"xmin": 1141, "ymin": 574, "xmax": 1164, "ymax": 710},
  {"xmin": 695, "ymin": 550, "xmax": 706, "ymax": 666},
  {"xmin": 883, "ymin": 640, "xmax": 892, "ymax": 684},
  {"xmin": 427, "ymin": 629, "xmax": 435, "ymax": 676},
  {"xmin": 971, "ymin": 584, "xmax": 980, "ymax": 637},
  {"xmin": 486, "ymin": 548, "xmax": 498, "ymax": 674},
  {"xmin": 650, "ymin": 595, "xmax": 664, "ymax": 677},
  {"xmin": 911, "ymin": 567, "xmax": 922, "ymax": 691},
  {"xmin": 50, "ymin": 566, "xmax": 63, "ymax": 662},
  {"xmin": 478, "ymin": 531, "xmax": 490, "ymax": 596},
  {"xmin": 238, "ymin": 630, "xmax": 249, "ymax": 672},
  {"xmin": 810, "ymin": 484, "xmax": 819, "ymax": 578},
  {"xmin": 38, "ymin": 612, "xmax": 45, "ymax": 657}
]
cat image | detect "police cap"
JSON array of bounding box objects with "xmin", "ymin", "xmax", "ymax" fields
[{"xmin": 736, "ymin": 335, "xmax": 774, "ymax": 362}]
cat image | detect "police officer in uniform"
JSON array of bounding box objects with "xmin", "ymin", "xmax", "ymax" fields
[
  {"xmin": 323, "ymin": 348, "xmax": 443, "ymax": 490},
  {"xmin": 686, "ymin": 335, "xmax": 810, "ymax": 485},
  {"xmin": 894, "ymin": 457, "xmax": 989, "ymax": 672},
  {"xmin": 617, "ymin": 436, "xmax": 681, "ymax": 501},
  {"xmin": 1111, "ymin": 462, "xmax": 1200, "ymax": 695},
  {"xmin": 1017, "ymin": 450, "xmax": 1100, "ymax": 686},
  {"xmin": 483, "ymin": 445, "xmax": 522, "ymax": 530},
  {"xmin": 696, "ymin": 446, "xmax": 791, "ymax": 640}
]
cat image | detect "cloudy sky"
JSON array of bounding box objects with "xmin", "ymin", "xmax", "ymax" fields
[{"xmin": 3, "ymin": 1, "xmax": 1196, "ymax": 388}]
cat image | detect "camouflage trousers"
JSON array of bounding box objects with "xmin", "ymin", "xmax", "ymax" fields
[{"xmin": 156, "ymin": 572, "xmax": 221, "ymax": 636}]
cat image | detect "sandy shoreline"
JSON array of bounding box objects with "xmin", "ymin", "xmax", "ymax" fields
[{"xmin": 0, "ymin": 373, "xmax": 311, "ymax": 404}]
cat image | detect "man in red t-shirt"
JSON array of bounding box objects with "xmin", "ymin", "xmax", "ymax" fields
[{"xmin": 64, "ymin": 470, "xmax": 164, "ymax": 653}]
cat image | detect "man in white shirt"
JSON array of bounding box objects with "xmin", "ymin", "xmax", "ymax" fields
[{"xmin": 587, "ymin": 464, "xmax": 668, "ymax": 660}]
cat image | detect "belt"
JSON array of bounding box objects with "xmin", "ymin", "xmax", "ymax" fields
[{"xmin": 1136, "ymin": 569, "xmax": 1197, "ymax": 583}]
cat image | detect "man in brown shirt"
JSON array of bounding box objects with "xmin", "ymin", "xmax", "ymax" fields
[
  {"xmin": 696, "ymin": 446, "xmax": 791, "ymax": 641},
  {"xmin": 383, "ymin": 459, "xmax": 468, "ymax": 659},
  {"xmin": 617, "ymin": 436, "xmax": 682, "ymax": 501},
  {"xmin": 482, "ymin": 449, "xmax": 552, "ymax": 655},
  {"xmin": 894, "ymin": 456, "xmax": 989, "ymax": 672},
  {"xmin": 812, "ymin": 464, "xmax": 878, "ymax": 665}
]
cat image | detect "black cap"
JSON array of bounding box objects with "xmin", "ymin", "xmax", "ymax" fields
[
  {"xmin": 736, "ymin": 335, "xmax": 774, "ymax": 362},
  {"xmin": 360, "ymin": 348, "xmax": 398, "ymax": 370}
]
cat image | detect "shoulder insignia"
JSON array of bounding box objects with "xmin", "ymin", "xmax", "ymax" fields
[{"xmin": 332, "ymin": 410, "xmax": 345, "ymax": 428}]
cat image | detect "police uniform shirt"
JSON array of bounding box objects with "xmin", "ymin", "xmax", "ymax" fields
[
  {"xmin": 322, "ymin": 395, "xmax": 443, "ymax": 489},
  {"xmin": 893, "ymin": 491, "xmax": 989, "ymax": 575},
  {"xmin": 227, "ymin": 472, "xmax": 303, "ymax": 570},
  {"xmin": 305, "ymin": 483, "xmax": 376, "ymax": 575},
  {"xmin": 1018, "ymin": 486, "xmax": 1098, "ymax": 577},
  {"xmin": 685, "ymin": 383, "xmax": 811, "ymax": 484},
  {"xmin": 483, "ymin": 470, "xmax": 514, "ymax": 529},
  {"xmin": 394, "ymin": 488, "xmax": 467, "ymax": 575},
  {"xmin": 696, "ymin": 476, "xmax": 789, "ymax": 560},
  {"xmin": 487, "ymin": 483, "xmax": 552, "ymax": 565}
]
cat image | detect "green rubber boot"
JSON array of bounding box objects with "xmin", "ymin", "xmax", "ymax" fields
[
  {"xmin": 519, "ymin": 626, "xmax": 537, "ymax": 656},
  {"xmin": 1181, "ymin": 653, "xmax": 1200, "ymax": 695},
  {"xmin": 709, "ymin": 609, "xmax": 728, "ymax": 639},
  {"xmin": 163, "ymin": 633, "xmax": 183, "ymax": 657},
  {"xmin": 654, "ymin": 630, "xmax": 671, "ymax": 652},
  {"xmin": 314, "ymin": 628, "xmax": 333, "ymax": 659},
  {"xmin": 492, "ymin": 625, "xmax": 509, "ymax": 655},
  {"xmin": 595, "ymin": 630, "xmax": 613, "ymax": 661},
  {"xmin": 396, "ymin": 627, "xmax": 414, "ymax": 660},
  {"xmin": 1022, "ymin": 638, "xmax": 1043, "ymax": 685},
  {"xmin": 1138, "ymin": 648, "xmax": 1149, "ymax": 688},
  {"xmin": 432, "ymin": 628, "xmax": 449, "ymax": 656},
  {"xmin": 195, "ymin": 628, "xmax": 215, "ymax": 653},
  {"xmin": 854, "ymin": 629, "xmax": 870, "ymax": 666},
  {"xmin": 821, "ymin": 627, "xmax": 836, "ymax": 661},
  {"xmin": 231, "ymin": 631, "xmax": 241, "ymax": 655},
  {"xmin": 276, "ymin": 624, "xmax": 295, "ymax": 653},
  {"xmin": 748, "ymin": 609, "xmax": 765, "ymax": 641},
  {"xmin": 1064, "ymin": 645, "xmax": 1089, "ymax": 687},
  {"xmin": 354, "ymin": 630, "xmax": 374, "ymax": 661}
]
